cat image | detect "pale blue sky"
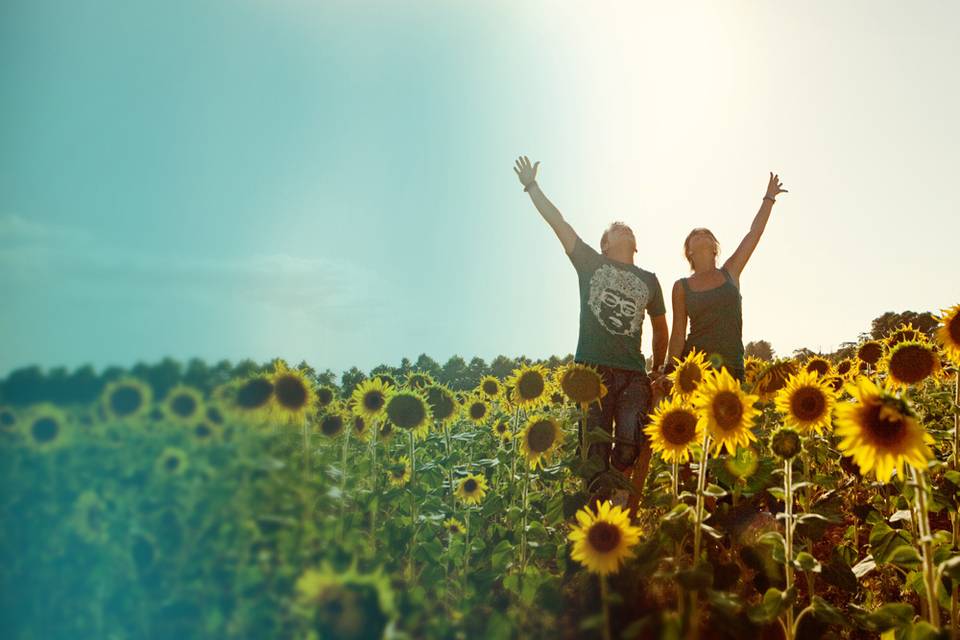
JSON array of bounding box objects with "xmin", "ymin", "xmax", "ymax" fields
[{"xmin": 2, "ymin": 0, "xmax": 958, "ymax": 378}]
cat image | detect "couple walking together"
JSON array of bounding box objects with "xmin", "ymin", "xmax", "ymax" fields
[{"xmin": 512, "ymin": 155, "xmax": 788, "ymax": 504}]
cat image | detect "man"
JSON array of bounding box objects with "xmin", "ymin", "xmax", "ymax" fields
[{"xmin": 513, "ymin": 155, "xmax": 669, "ymax": 505}]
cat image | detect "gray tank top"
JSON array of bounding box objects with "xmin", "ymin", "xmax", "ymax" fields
[{"xmin": 681, "ymin": 267, "xmax": 745, "ymax": 379}]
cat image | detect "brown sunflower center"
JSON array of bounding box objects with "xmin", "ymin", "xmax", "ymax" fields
[
  {"xmin": 482, "ymin": 380, "xmax": 499, "ymax": 395},
  {"xmin": 587, "ymin": 521, "xmax": 622, "ymax": 553},
  {"xmin": 790, "ymin": 387, "xmax": 827, "ymax": 422},
  {"xmin": 713, "ymin": 391, "xmax": 744, "ymax": 430},
  {"xmin": 321, "ymin": 415, "xmax": 344, "ymax": 436},
  {"xmin": 858, "ymin": 342, "xmax": 883, "ymax": 365},
  {"xmin": 661, "ymin": 410, "xmax": 698, "ymax": 445},
  {"xmin": 526, "ymin": 419, "xmax": 557, "ymax": 453},
  {"xmin": 237, "ymin": 378, "xmax": 274, "ymax": 409},
  {"xmin": 171, "ymin": 394, "xmax": 197, "ymax": 417},
  {"xmin": 426, "ymin": 387, "xmax": 455, "ymax": 421},
  {"xmin": 363, "ymin": 391, "xmax": 385, "ymax": 412},
  {"xmin": 463, "ymin": 478, "xmax": 478, "ymax": 493},
  {"xmin": 949, "ymin": 313, "xmax": 960, "ymax": 344},
  {"xmin": 836, "ymin": 360, "xmax": 853, "ymax": 376},
  {"xmin": 164, "ymin": 455, "xmax": 181, "ymax": 472},
  {"xmin": 469, "ymin": 402, "xmax": 487, "ymax": 420},
  {"xmin": 353, "ymin": 416, "xmax": 366, "ymax": 433},
  {"xmin": 317, "ymin": 387, "xmax": 334, "ymax": 406},
  {"xmin": 805, "ymin": 360, "xmax": 830, "ymax": 376},
  {"xmin": 496, "ymin": 421, "xmax": 508, "ymax": 434},
  {"xmin": 861, "ymin": 401, "xmax": 909, "ymax": 447},
  {"xmin": 194, "ymin": 424, "xmax": 212, "ymax": 439},
  {"xmin": 517, "ymin": 372, "xmax": 545, "ymax": 400},
  {"xmin": 677, "ymin": 363, "xmax": 702, "ymax": 393},
  {"xmin": 110, "ymin": 385, "xmax": 144, "ymax": 417},
  {"xmin": 390, "ymin": 464, "xmax": 406, "ymax": 479},
  {"xmin": 206, "ymin": 407, "xmax": 224, "ymax": 424},
  {"xmin": 275, "ymin": 375, "xmax": 308, "ymax": 410},
  {"xmin": 386, "ymin": 395, "xmax": 427, "ymax": 430},
  {"xmin": 562, "ymin": 369, "xmax": 603, "ymax": 403},
  {"xmin": 32, "ymin": 417, "xmax": 59, "ymax": 443},
  {"xmin": 889, "ymin": 344, "xmax": 935, "ymax": 384}
]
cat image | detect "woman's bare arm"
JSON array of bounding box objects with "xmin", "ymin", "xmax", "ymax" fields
[{"xmin": 723, "ymin": 172, "xmax": 787, "ymax": 280}]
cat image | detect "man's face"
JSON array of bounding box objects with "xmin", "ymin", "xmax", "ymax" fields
[{"xmin": 603, "ymin": 225, "xmax": 636, "ymax": 254}]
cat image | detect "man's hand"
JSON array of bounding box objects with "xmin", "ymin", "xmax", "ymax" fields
[
  {"xmin": 651, "ymin": 372, "xmax": 673, "ymax": 397},
  {"xmin": 513, "ymin": 155, "xmax": 540, "ymax": 188}
]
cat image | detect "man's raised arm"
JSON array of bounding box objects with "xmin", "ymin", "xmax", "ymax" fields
[{"xmin": 513, "ymin": 155, "xmax": 578, "ymax": 254}]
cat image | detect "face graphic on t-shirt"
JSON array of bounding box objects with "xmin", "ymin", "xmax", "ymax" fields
[{"xmin": 587, "ymin": 264, "xmax": 650, "ymax": 337}]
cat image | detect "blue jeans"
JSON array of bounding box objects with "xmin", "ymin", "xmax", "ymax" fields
[{"xmin": 575, "ymin": 363, "xmax": 653, "ymax": 475}]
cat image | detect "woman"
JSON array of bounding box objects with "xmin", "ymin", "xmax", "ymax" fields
[{"xmin": 660, "ymin": 172, "xmax": 787, "ymax": 383}]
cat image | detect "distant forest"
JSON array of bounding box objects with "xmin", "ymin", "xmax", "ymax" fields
[{"xmin": 0, "ymin": 310, "xmax": 936, "ymax": 407}]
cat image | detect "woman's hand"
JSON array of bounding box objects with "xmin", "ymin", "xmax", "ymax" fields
[
  {"xmin": 765, "ymin": 172, "xmax": 788, "ymax": 200},
  {"xmin": 513, "ymin": 155, "xmax": 540, "ymax": 188}
]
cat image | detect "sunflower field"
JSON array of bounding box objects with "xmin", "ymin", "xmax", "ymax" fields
[{"xmin": 2, "ymin": 305, "xmax": 960, "ymax": 639}]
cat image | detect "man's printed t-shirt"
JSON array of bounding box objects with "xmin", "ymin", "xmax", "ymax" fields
[{"xmin": 567, "ymin": 235, "xmax": 666, "ymax": 373}]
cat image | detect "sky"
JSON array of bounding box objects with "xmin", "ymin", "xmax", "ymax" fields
[{"xmin": 2, "ymin": 0, "xmax": 958, "ymax": 379}]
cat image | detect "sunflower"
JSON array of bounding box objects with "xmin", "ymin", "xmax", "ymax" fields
[
  {"xmin": 384, "ymin": 390, "xmax": 432, "ymax": 440},
  {"xmin": 743, "ymin": 357, "xmax": 766, "ymax": 386},
  {"xmin": 101, "ymin": 377, "xmax": 153, "ymax": 421},
  {"xmin": 230, "ymin": 375, "xmax": 275, "ymax": 418},
  {"xmin": 752, "ymin": 360, "xmax": 799, "ymax": 400},
  {"xmin": 0, "ymin": 406, "xmax": 17, "ymax": 434},
  {"xmin": 294, "ymin": 563, "xmax": 395, "ymax": 640},
  {"xmin": 882, "ymin": 339, "xmax": 941, "ymax": 389},
  {"xmin": 163, "ymin": 385, "xmax": 205, "ymax": 426},
  {"xmin": 834, "ymin": 358, "xmax": 855, "ymax": 379},
  {"xmin": 317, "ymin": 407, "xmax": 347, "ymax": 439},
  {"xmin": 568, "ymin": 500, "xmax": 644, "ymax": 576},
  {"xmin": 477, "ymin": 375, "xmax": 503, "ymax": 401},
  {"xmin": 518, "ymin": 414, "xmax": 565, "ymax": 469},
  {"xmin": 692, "ymin": 369, "xmax": 761, "ymax": 456},
  {"xmin": 71, "ymin": 490, "xmax": 109, "ymax": 544},
  {"xmin": 455, "ymin": 473, "xmax": 489, "ymax": 505},
  {"xmin": 803, "ymin": 357, "xmax": 832, "ymax": 378},
  {"xmin": 350, "ymin": 414, "xmax": 371, "ymax": 442},
  {"xmin": 886, "ymin": 322, "xmax": 923, "ymax": 348},
  {"xmin": 835, "ymin": 376, "xmax": 934, "ymax": 481},
  {"xmin": 386, "ymin": 456, "xmax": 411, "ymax": 487},
  {"xmin": 350, "ymin": 378, "xmax": 392, "ymax": 421},
  {"xmin": 775, "ymin": 370, "xmax": 836, "ymax": 435},
  {"xmin": 508, "ymin": 363, "xmax": 552, "ymax": 409},
  {"xmin": 315, "ymin": 385, "xmax": 338, "ymax": 409},
  {"xmin": 491, "ymin": 417, "xmax": 513, "ymax": 441},
  {"xmin": 424, "ymin": 384, "xmax": 458, "ymax": 426},
  {"xmin": 22, "ymin": 404, "xmax": 69, "ymax": 452},
  {"xmin": 550, "ymin": 390, "xmax": 567, "ymax": 406},
  {"xmin": 373, "ymin": 373, "xmax": 398, "ymax": 388},
  {"xmin": 191, "ymin": 421, "xmax": 220, "ymax": 444},
  {"xmin": 404, "ymin": 371, "xmax": 435, "ymax": 390},
  {"xmin": 557, "ymin": 362, "xmax": 608, "ymax": 407},
  {"xmin": 770, "ymin": 427, "xmax": 803, "ymax": 460},
  {"xmin": 857, "ymin": 340, "xmax": 886, "ymax": 368},
  {"xmin": 644, "ymin": 395, "xmax": 702, "ymax": 463},
  {"xmin": 935, "ymin": 304, "xmax": 960, "ymax": 366},
  {"xmin": 205, "ymin": 404, "xmax": 226, "ymax": 427},
  {"xmin": 824, "ymin": 375, "xmax": 846, "ymax": 394},
  {"xmin": 443, "ymin": 517, "xmax": 466, "ymax": 536},
  {"xmin": 156, "ymin": 447, "xmax": 189, "ymax": 476},
  {"xmin": 463, "ymin": 395, "xmax": 490, "ymax": 425},
  {"xmin": 669, "ymin": 349, "xmax": 709, "ymax": 398},
  {"xmin": 270, "ymin": 361, "xmax": 317, "ymax": 424}
]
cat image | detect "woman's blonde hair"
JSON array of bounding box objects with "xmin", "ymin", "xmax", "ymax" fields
[{"xmin": 683, "ymin": 228, "xmax": 720, "ymax": 270}]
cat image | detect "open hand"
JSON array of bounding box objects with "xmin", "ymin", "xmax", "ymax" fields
[
  {"xmin": 765, "ymin": 172, "xmax": 788, "ymax": 199},
  {"xmin": 513, "ymin": 155, "xmax": 540, "ymax": 188}
]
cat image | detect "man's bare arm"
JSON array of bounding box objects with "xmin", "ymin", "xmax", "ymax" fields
[
  {"xmin": 514, "ymin": 155, "xmax": 578, "ymax": 253},
  {"xmin": 650, "ymin": 313, "xmax": 669, "ymax": 371}
]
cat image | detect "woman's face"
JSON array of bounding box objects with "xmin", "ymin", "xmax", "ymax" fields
[{"xmin": 687, "ymin": 231, "xmax": 716, "ymax": 257}]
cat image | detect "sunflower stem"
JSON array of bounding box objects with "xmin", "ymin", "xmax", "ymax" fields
[
  {"xmin": 520, "ymin": 465, "xmax": 530, "ymax": 571},
  {"xmin": 463, "ymin": 510, "xmax": 472, "ymax": 598},
  {"xmin": 600, "ymin": 573, "xmax": 612, "ymax": 640},
  {"xmin": 671, "ymin": 460, "xmax": 679, "ymax": 507},
  {"xmin": 953, "ymin": 370, "xmax": 959, "ymax": 471},
  {"xmin": 510, "ymin": 407, "xmax": 521, "ymax": 508},
  {"xmin": 692, "ymin": 433, "xmax": 711, "ymax": 564},
  {"xmin": 909, "ymin": 463, "xmax": 940, "ymax": 626},
  {"xmin": 408, "ymin": 430, "xmax": 418, "ymax": 583},
  {"xmin": 369, "ymin": 418, "xmax": 380, "ymax": 553},
  {"xmin": 336, "ymin": 424, "xmax": 351, "ymax": 543},
  {"xmin": 784, "ymin": 458, "xmax": 796, "ymax": 639}
]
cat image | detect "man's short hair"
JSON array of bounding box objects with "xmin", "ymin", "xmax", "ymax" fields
[{"xmin": 600, "ymin": 221, "xmax": 635, "ymax": 255}]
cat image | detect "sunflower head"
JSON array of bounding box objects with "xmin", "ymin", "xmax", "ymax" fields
[
  {"xmin": 519, "ymin": 414, "xmax": 565, "ymax": 469},
  {"xmin": 0, "ymin": 406, "xmax": 18, "ymax": 434},
  {"xmin": 157, "ymin": 447, "xmax": 189, "ymax": 476},
  {"xmin": 404, "ymin": 371, "xmax": 435, "ymax": 391},
  {"xmin": 770, "ymin": 427, "xmax": 803, "ymax": 460},
  {"xmin": 424, "ymin": 384, "xmax": 458, "ymax": 425},
  {"xmin": 22, "ymin": 404, "xmax": 69, "ymax": 452},
  {"xmin": 316, "ymin": 385, "xmax": 338, "ymax": 409},
  {"xmin": 752, "ymin": 360, "xmax": 799, "ymax": 400},
  {"xmin": 386, "ymin": 455, "xmax": 411, "ymax": 487},
  {"xmin": 934, "ymin": 304, "xmax": 960, "ymax": 366},
  {"xmin": 644, "ymin": 395, "xmax": 702, "ymax": 464},
  {"xmin": 384, "ymin": 390, "xmax": 432, "ymax": 440},
  {"xmin": 294, "ymin": 563, "xmax": 395, "ymax": 640},
  {"xmin": 443, "ymin": 517, "xmax": 466, "ymax": 536},
  {"xmin": 558, "ymin": 362, "xmax": 607, "ymax": 406},
  {"xmin": 568, "ymin": 500, "xmax": 644, "ymax": 576},
  {"xmin": 477, "ymin": 375, "xmax": 503, "ymax": 401},
  {"xmin": 270, "ymin": 362, "xmax": 317, "ymax": 423},
  {"xmin": 692, "ymin": 369, "xmax": 760, "ymax": 456},
  {"xmin": 232, "ymin": 376, "xmax": 275, "ymax": 417},
  {"xmin": 835, "ymin": 376, "xmax": 934, "ymax": 482},
  {"xmin": 350, "ymin": 414, "xmax": 370, "ymax": 442},
  {"xmin": 803, "ymin": 357, "xmax": 832, "ymax": 378},
  {"xmin": 191, "ymin": 421, "xmax": 220, "ymax": 444},
  {"xmin": 509, "ymin": 364, "xmax": 552, "ymax": 409},
  {"xmin": 102, "ymin": 377, "xmax": 153, "ymax": 422},
  {"xmin": 463, "ymin": 396, "xmax": 490, "ymax": 425},
  {"xmin": 351, "ymin": 378, "xmax": 392, "ymax": 421},
  {"xmin": 857, "ymin": 340, "xmax": 886, "ymax": 367},
  {"xmin": 886, "ymin": 322, "xmax": 923, "ymax": 348},
  {"xmin": 317, "ymin": 407, "xmax": 347, "ymax": 439},
  {"xmin": 774, "ymin": 370, "xmax": 836, "ymax": 435},
  {"xmin": 163, "ymin": 385, "xmax": 205, "ymax": 426},
  {"xmin": 491, "ymin": 417, "xmax": 513, "ymax": 441},
  {"xmin": 669, "ymin": 349, "xmax": 709, "ymax": 397},
  {"xmin": 882, "ymin": 339, "xmax": 941, "ymax": 389},
  {"xmin": 743, "ymin": 357, "xmax": 766, "ymax": 386},
  {"xmin": 455, "ymin": 473, "xmax": 489, "ymax": 505}
]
